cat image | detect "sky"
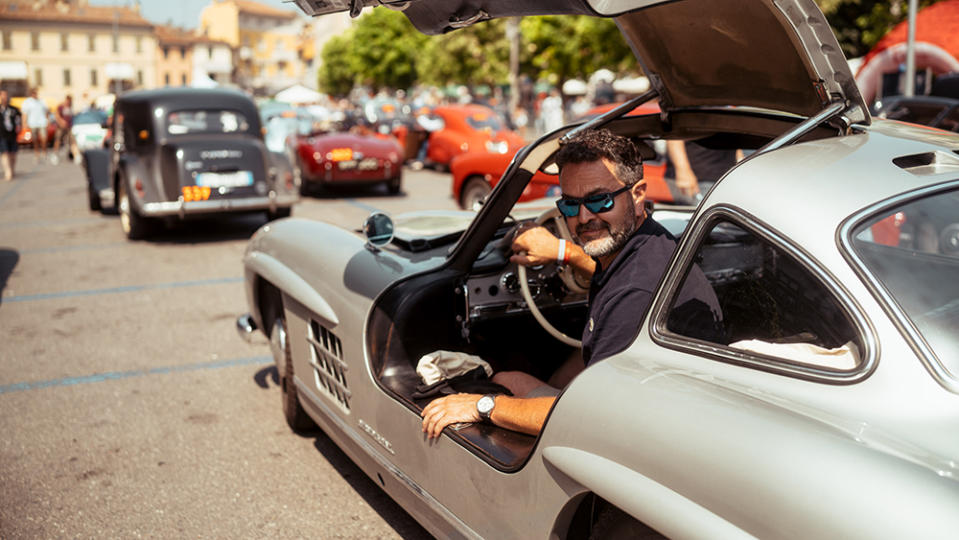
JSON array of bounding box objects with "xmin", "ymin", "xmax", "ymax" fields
[{"xmin": 88, "ymin": 0, "xmax": 300, "ymax": 30}]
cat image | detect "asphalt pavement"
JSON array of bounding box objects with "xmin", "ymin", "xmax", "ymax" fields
[{"xmin": 0, "ymin": 150, "xmax": 454, "ymax": 538}]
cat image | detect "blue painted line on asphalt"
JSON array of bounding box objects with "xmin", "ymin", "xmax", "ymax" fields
[
  {"xmin": 345, "ymin": 198, "xmax": 382, "ymax": 214},
  {"xmin": 0, "ymin": 355, "xmax": 273, "ymax": 394},
  {"xmin": 0, "ymin": 179, "xmax": 27, "ymax": 208},
  {"xmin": 0, "ymin": 216, "xmax": 105, "ymax": 229},
  {"xmin": 21, "ymin": 242, "xmax": 128, "ymax": 254},
  {"xmin": 3, "ymin": 276, "xmax": 244, "ymax": 303}
]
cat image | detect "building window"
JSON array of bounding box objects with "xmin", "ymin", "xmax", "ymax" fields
[
  {"xmin": 112, "ymin": 34, "xmax": 119, "ymax": 53},
  {"xmin": 31, "ymin": 32, "xmax": 40, "ymax": 51},
  {"xmin": 34, "ymin": 68, "xmax": 42, "ymax": 87},
  {"xmin": 88, "ymin": 33, "xmax": 95, "ymax": 52},
  {"xmin": 278, "ymin": 61, "xmax": 288, "ymax": 74},
  {"xmin": 2, "ymin": 31, "xmax": 10, "ymax": 50},
  {"xmin": 136, "ymin": 36, "xmax": 142, "ymax": 53},
  {"xmin": 164, "ymin": 73, "xmax": 170, "ymax": 86},
  {"xmin": 181, "ymin": 74, "xmax": 187, "ymax": 86},
  {"xmin": 163, "ymin": 46, "xmax": 169, "ymax": 59},
  {"xmin": 179, "ymin": 46, "xmax": 186, "ymax": 58},
  {"xmin": 63, "ymin": 68, "xmax": 71, "ymax": 86},
  {"xmin": 137, "ymin": 70, "xmax": 143, "ymax": 86},
  {"xmin": 91, "ymin": 69, "xmax": 98, "ymax": 87},
  {"xmin": 61, "ymin": 33, "xmax": 68, "ymax": 51}
]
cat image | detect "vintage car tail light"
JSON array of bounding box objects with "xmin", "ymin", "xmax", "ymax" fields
[
  {"xmin": 138, "ymin": 130, "xmax": 149, "ymax": 140},
  {"xmin": 134, "ymin": 178, "xmax": 144, "ymax": 197},
  {"xmin": 285, "ymin": 171, "xmax": 294, "ymax": 189},
  {"xmin": 328, "ymin": 148, "xmax": 353, "ymax": 162}
]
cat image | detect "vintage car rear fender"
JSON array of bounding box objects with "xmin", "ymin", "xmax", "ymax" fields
[
  {"xmin": 244, "ymin": 250, "xmax": 338, "ymax": 327},
  {"xmin": 542, "ymin": 446, "xmax": 753, "ymax": 539},
  {"xmin": 543, "ymin": 357, "xmax": 959, "ymax": 538}
]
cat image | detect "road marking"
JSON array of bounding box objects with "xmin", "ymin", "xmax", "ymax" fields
[
  {"xmin": 3, "ymin": 276, "xmax": 244, "ymax": 303},
  {"xmin": 345, "ymin": 198, "xmax": 383, "ymax": 213},
  {"xmin": 21, "ymin": 242, "xmax": 129, "ymax": 254},
  {"xmin": 0, "ymin": 216, "xmax": 106, "ymax": 229},
  {"xmin": 0, "ymin": 355, "xmax": 272, "ymax": 394},
  {"xmin": 0, "ymin": 179, "xmax": 27, "ymax": 208}
]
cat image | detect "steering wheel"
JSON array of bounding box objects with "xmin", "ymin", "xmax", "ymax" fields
[{"xmin": 516, "ymin": 208, "xmax": 587, "ymax": 348}]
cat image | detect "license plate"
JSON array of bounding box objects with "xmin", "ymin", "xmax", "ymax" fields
[
  {"xmin": 338, "ymin": 160, "xmax": 357, "ymax": 170},
  {"xmin": 196, "ymin": 171, "xmax": 254, "ymax": 188},
  {"xmin": 357, "ymin": 158, "xmax": 379, "ymax": 170}
]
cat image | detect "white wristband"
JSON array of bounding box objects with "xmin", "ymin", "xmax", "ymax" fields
[{"xmin": 557, "ymin": 239, "xmax": 566, "ymax": 263}]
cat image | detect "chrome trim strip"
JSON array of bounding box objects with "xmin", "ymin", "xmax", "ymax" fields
[
  {"xmin": 293, "ymin": 377, "xmax": 482, "ymax": 540},
  {"xmin": 837, "ymin": 180, "xmax": 959, "ymax": 394},
  {"xmin": 650, "ymin": 205, "xmax": 878, "ymax": 384},
  {"xmin": 140, "ymin": 193, "xmax": 298, "ymax": 216},
  {"xmin": 755, "ymin": 100, "xmax": 845, "ymax": 156}
]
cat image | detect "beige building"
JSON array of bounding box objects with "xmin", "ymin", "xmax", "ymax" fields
[
  {"xmin": 155, "ymin": 25, "xmax": 194, "ymax": 88},
  {"xmin": 0, "ymin": 0, "xmax": 157, "ymax": 107},
  {"xmin": 199, "ymin": 0, "xmax": 309, "ymax": 95}
]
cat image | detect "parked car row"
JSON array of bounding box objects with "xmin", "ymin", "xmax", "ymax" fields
[{"xmin": 235, "ymin": 0, "xmax": 959, "ymax": 539}]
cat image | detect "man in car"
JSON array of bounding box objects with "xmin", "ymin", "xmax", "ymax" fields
[{"xmin": 421, "ymin": 129, "xmax": 722, "ymax": 438}]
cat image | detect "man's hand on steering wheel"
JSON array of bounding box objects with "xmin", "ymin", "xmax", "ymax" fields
[{"xmin": 510, "ymin": 225, "xmax": 562, "ymax": 267}]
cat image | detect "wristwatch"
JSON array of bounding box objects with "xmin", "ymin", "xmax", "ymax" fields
[{"xmin": 476, "ymin": 394, "xmax": 496, "ymax": 422}]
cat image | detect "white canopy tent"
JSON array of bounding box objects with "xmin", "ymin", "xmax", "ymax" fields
[
  {"xmin": 191, "ymin": 67, "xmax": 219, "ymax": 89},
  {"xmin": 275, "ymin": 84, "xmax": 323, "ymax": 104}
]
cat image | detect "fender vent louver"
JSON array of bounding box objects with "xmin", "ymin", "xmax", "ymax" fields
[
  {"xmin": 307, "ymin": 319, "xmax": 350, "ymax": 412},
  {"xmin": 892, "ymin": 151, "xmax": 959, "ymax": 176}
]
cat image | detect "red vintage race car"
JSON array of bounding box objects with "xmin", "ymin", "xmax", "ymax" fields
[
  {"xmin": 397, "ymin": 104, "xmax": 525, "ymax": 170},
  {"xmin": 451, "ymin": 102, "xmax": 674, "ymax": 209},
  {"xmin": 291, "ymin": 119, "xmax": 404, "ymax": 195}
]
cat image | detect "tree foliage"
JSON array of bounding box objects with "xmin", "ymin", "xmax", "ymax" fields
[
  {"xmin": 418, "ymin": 18, "xmax": 512, "ymax": 86},
  {"xmin": 318, "ymin": 34, "xmax": 355, "ymax": 97},
  {"xmin": 521, "ymin": 16, "xmax": 634, "ymax": 84}
]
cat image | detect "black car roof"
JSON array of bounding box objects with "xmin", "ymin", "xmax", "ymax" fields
[{"xmin": 118, "ymin": 88, "xmax": 259, "ymax": 116}]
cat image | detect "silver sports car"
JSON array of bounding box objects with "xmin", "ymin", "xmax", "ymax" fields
[{"xmin": 238, "ymin": 0, "xmax": 959, "ymax": 538}]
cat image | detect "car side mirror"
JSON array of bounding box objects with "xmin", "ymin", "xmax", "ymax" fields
[{"xmin": 363, "ymin": 212, "xmax": 394, "ymax": 250}]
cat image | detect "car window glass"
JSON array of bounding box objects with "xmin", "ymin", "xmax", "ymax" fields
[
  {"xmin": 849, "ymin": 187, "xmax": 959, "ymax": 377},
  {"xmin": 466, "ymin": 112, "xmax": 503, "ymax": 131},
  {"xmin": 938, "ymin": 107, "xmax": 959, "ymax": 132},
  {"xmin": 166, "ymin": 110, "xmax": 250, "ymax": 135},
  {"xmin": 667, "ymin": 219, "xmax": 862, "ymax": 371}
]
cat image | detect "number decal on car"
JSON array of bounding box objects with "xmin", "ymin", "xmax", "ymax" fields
[{"xmin": 182, "ymin": 186, "xmax": 212, "ymax": 202}]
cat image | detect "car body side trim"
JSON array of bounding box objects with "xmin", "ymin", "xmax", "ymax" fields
[
  {"xmin": 245, "ymin": 252, "xmax": 339, "ymax": 327},
  {"xmin": 294, "ymin": 377, "xmax": 482, "ymax": 540},
  {"xmin": 542, "ymin": 446, "xmax": 756, "ymax": 539}
]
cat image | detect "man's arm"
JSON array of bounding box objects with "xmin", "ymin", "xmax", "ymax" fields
[
  {"xmin": 666, "ymin": 140, "xmax": 699, "ymax": 197},
  {"xmin": 510, "ymin": 225, "xmax": 596, "ymax": 278},
  {"xmin": 421, "ymin": 393, "xmax": 555, "ymax": 438}
]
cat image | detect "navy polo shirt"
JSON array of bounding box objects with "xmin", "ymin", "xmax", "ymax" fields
[{"xmin": 581, "ymin": 217, "xmax": 722, "ymax": 366}]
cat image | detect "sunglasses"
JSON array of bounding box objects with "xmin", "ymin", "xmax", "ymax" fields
[{"xmin": 555, "ymin": 185, "xmax": 631, "ymax": 218}]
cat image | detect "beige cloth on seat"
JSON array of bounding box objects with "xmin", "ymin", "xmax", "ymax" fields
[
  {"xmin": 416, "ymin": 350, "xmax": 493, "ymax": 386},
  {"xmin": 729, "ymin": 340, "xmax": 860, "ymax": 370}
]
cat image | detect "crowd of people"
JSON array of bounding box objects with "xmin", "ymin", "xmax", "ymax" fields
[{"xmin": 0, "ymin": 87, "xmax": 81, "ymax": 182}]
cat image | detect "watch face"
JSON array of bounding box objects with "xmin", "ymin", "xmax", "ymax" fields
[{"xmin": 477, "ymin": 395, "xmax": 495, "ymax": 415}]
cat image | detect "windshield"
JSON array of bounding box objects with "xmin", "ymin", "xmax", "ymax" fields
[
  {"xmin": 73, "ymin": 110, "xmax": 107, "ymax": 125},
  {"xmin": 467, "ymin": 111, "xmax": 504, "ymax": 131},
  {"xmin": 166, "ymin": 109, "xmax": 251, "ymax": 135},
  {"xmin": 849, "ymin": 186, "xmax": 959, "ymax": 380}
]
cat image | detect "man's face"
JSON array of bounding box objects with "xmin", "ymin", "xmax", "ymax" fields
[
  {"xmin": 558, "ymin": 158, "xmax": 646, "ymax": 261},
  {"xmin": 0, "ymin": 91, "xmax": 7, "ymax": 105}
]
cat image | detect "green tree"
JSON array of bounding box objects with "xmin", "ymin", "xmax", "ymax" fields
[
  {"xmin": 348, "ymin": 8, "xmax": 427, "ymax": 90},
  {"xmin": 318, "ymin": 34, "xmax": 355, "ymax": 97},
  {"xmin": 418, "ymin": 19, "xmax": 512, "ymax": 87},
  {"xmin": 520, "ymin": 16, "xmax": 634, "ymax": 85}
]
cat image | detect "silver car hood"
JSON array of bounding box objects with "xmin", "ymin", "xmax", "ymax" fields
[{"xmin": 292, "ymin": 0, "xmax": 868, "ymax": 123}]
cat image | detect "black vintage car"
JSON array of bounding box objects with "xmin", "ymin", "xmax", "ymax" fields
[{"xmin": 84, "ymin": 88, "xmax": 299, "ymax": 239}]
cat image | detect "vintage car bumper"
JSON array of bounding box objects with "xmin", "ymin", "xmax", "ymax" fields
[{"xmin": 139, "ymin": 193, "xmax": 298, "ymax": 218}]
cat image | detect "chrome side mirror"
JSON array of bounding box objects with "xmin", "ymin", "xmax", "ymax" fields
[{"xmin": 363, "ymin": 212, "xmax": 394, "ymax": 250}]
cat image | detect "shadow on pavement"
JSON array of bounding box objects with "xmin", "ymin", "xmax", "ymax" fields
[
  {"xmin": 302, "ymin": 183, "xmax": 403, "ymax": 200},
  {"xmin": 251, "ymin": 365, "xmax": 433, "ymax": 539},
  {"xmin": 145, "ymin": 213, "xmax": 268, "ymax": 245},
  {"xmin": 0, "ymin": 248, "xmax": 19, "ymax": 304}
]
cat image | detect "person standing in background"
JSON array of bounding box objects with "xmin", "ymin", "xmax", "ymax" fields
[
  {"xmin": 53, "ymin": 95, "xmax": 75, "ymax": 164},
  {"xmin": 0, "ymin": 90, "xmax": 22, "ymax": 181},
  {"xmin": 21, "ymin": 89, "xmax": 50, "ymax": 163}
]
